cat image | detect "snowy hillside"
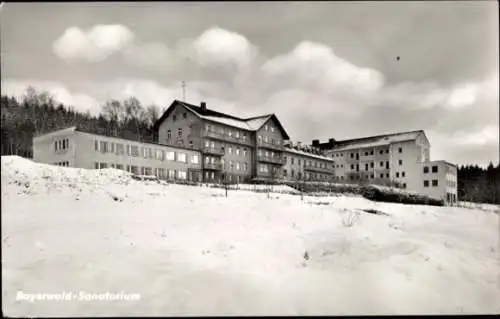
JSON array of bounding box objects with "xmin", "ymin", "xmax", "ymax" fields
[{"xmin": 2, "ymin": 156, "xmax": 499, "ymax": 316}]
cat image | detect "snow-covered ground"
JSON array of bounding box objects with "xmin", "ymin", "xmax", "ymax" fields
[{"xmin": 2, "ymin": 156, "xmax": 499, "ymax": 316}]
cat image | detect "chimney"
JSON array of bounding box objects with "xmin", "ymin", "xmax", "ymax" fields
[
  {"xmin": 312, "ymin": 139, "xmax": 319, "ymax": 147},
  {"xmin": 328, "ymin": 138, "xmax": 336, "ymax": 148},
  {"xmin": 200, "ymin": 102, "xmax": 207, "ymax": 111}
]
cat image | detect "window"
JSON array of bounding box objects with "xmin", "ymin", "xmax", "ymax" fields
[
  {"xmin": 94, "ymin": 140, "xmax": 99, "ymax": 152},
  {"xmin": 432, "ymin": 180, "xmax": 438, "ymax": 187},
  {"xmin": 173, "ymin": 114, "xmax": 177, "ymax": 122},
  {"xmin": 284, "ymin": 169, "xmax": 288, "ymax": 177},
  {"xmin": 402, "ymin": 172, "xmax": 405, "ymax": 178},
  {"xmin": 380, "ymin": 173, "xmax": 384, "ymax": 178},
  {"xmin": 131, "ymin": 146, "xmax": 139, "ymax": 157},
  {"xmin": 356, "ymin": 164, "xmax": 359, "ymax": 172},
  {"xmin": 379, "ymin": 150, "xmax": 383, "ymax": 155},
  {"xmin": 386, "ymin": 173, "xmax": 389, "ymax": 178},
  {"xmin": 156, "ymin": 150, "xmax": 164, "ymax": 161},
  {"xmin": 264, "ymin": 136, "xmax": 268, "ymax": 143},
  {"xmin": 423, "ymin": 166, "xmax": 429, "ymax": 173},
  {"xmin": 236, "ymin": 162, "xmax": 240, "ymax": 170},
  {"xmin": 116, "ymin": 164, "xmax": 124, "ymax": 170},
  {"xmin": 178, "ymin": 171, "xmax": 187, "ymax": 180},
  {"xmin": 236, "ymin": 131, "xmax": 240, "ymax": 139},
  {"xmin": 166, "ymin": 151, "xmax": 175, "ymax": 161},
  {"xmin": 271, "ymin": 139, "xmax": 275, "ymax": 145},
  {"xmin": 230, "ymin": 160, "xmax": 234, "ymax": 170},
  {"xmin": 228, "ymin": 130, "xmax": 233, "ymax": 137},
  {"xmin": 177, "ymin": 128, "xmax": 182, "ymax": 137},
  {"xmin": 396, "ymin": 172, "xmax": 400, "ymax": 178},
  {"xmin": 370, "ymin": 162, "xmax": 374, "ymax": 168},
  {"xmin": 100, "ymin": 141, "xmax": 108, "ymax": 153},
  {"xmin": 94, "ymin": 162, "xmax": 99, "ymax": 169},
  {"xmin": 370, "ymin": 174, "xmax": 374, "ymax": 179},
  {"xmin": 192, "ymin": 155, "xmax": 199, "ymax": 164},
  {"xmin": 183, "ymin": 112, "xmax": 187, "ymax": 119},
  {"xmin": 291, "ymin": 158, "xmax": 294, "ymax": 165},
  {"xmin": 424, "ymin": 180, "xmax": 429, "ymax": 187},
  {"xmin": 243, "ymin": 133, "xmax": 247, "ymax": 141},
  {"xmin": 211, "ymin": 141, "xmax": 215, "ymax": 148},
  {"xmin": 386, "ymin": 149, "xmax": 389, "ymax": 154},
  {"xmin": 244, "ymin": 162, "xmax": 248, "ymax": 171},
  {"xmin": 364, "ymin": 152, "xmax": 368, "ymax": 156},
  {"xmin": 380, "ymin": 161, "xmax": 384, "ymax": 167},
  {"xmin": 432, "ymin": 166, "xmax": 438, "ymax": 173},
  {"xmin": 167, "ymin": 130, "xmax": 171, "ymax": 140},
  {"xmin": 351, "ymin": 153, "xmax": 354, "ymax": 159},
  {"xmin": 116, "ymin": 143, "xmax": 124, "ymax": 155},
  {"xmin": 291, "ymin": 170, "xmax": 295, "ymax": 178},
  {"xmin": 402, "ymin": 183, "xmax": 407, "ymax": 189},
  {"xmin": 155, "ymin": 168, "xmax": 166, "ymax": 179},
  {"xmin": 370, "ymin": 150, "xmax": 373, "ymax": 155},
  {"xmin": 351, "ymin": 164, "xmax": 354, "ymax": 170},
  {"xmin": 365, "ymin": 163, "xmax": 368, "ymax": 171},
  {"xmin": 271, "ymin": 126, "xmax": 275, "ymax": 133},
  {"xmin": 236, "ymin": 148, "xmax": 240, "ymax": 156},
  {"xmin": 177, "ymin": 153, "xmax": 187, "ymax": 163},
  {"xmin": 265, "ymin": 124, "xmax": 269, "ymax": 131},
  {"xmin": 386, "ymin": 161, "xmax": 389, "ymax": 169},
  {"xmin": 399, "ymin": 159, "xmax": 403, "ymax": 165},
  {"xmin": 243, "ymin": 149, "xmax": 247, "ymax": 157},
  {"xmin": 229, "ymin": 147, "xmax": 233, "ymax": 155},
  {"xmin": 398, "ymin": 147, "xmax": 402, "ymax": 153}
]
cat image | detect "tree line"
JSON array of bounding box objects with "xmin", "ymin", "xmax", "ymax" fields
[
  {"xmin": 1, "ymin": 86, "xmax": 161, "ymax": 158},
  {"xmin": 1, "ymin": 86, "xmax": 499, "ymax": 204},
  {"xmin": 457, "ymin": 163, "xmax": 500, "ymax": 205}
]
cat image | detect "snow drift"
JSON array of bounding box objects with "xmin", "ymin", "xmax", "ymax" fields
[{"xmin": 2, "ymin": 156, "xmax": 499, "ymax": 316}]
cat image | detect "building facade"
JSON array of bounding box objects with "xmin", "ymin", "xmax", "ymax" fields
[
  {"xmin": 32, "ymin": 99, "xmax": 456, "ymax": 205},
  {"xmin": 153, "ymin": 100, "xmax": 334, "ymax": 183},
  {"xmin": 33, "ymin": 127, "xmax": 203, "ymax": 182},
  {"xmin": 312, "ymin": 130, "xmax": 457, "ymax": 205}
]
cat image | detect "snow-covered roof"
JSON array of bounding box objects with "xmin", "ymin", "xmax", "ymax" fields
[
  {"xmin": 180, "ymin": 101, "xmax": 275, "ymax": 133},
  {"xmin": 328, "ymin": 131, "xmax": 422, "ymax": 152},
  {"xmin": 33, "ymin": 126, "xmax": 77, "ymax": 140},
  {"xmin": 283, "ymin": 147, "xmax": 334, "ymax": 162}
]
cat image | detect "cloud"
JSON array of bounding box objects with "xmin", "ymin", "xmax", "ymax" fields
[
  {"xmin": 53, "ymin": 25, "xmax": 134, "ymax": 62},
  {"xmin": 122, "ymin": 42, "xmax": 174, "ymax": 71},
  {"xmin": 189, "ymin": 27, "xmax": 258, "ymax": 69},
  {"xmin": 261, "ymin": 41, "xmax": 385, "ymax": 92},
  {"xmin": 1, "ymin": 80, "xmax": 102, "ymax": 115}
]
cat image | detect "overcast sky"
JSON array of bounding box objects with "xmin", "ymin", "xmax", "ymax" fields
[{"xmin": 1, "ymin": 1, "xmax": 498, "ymax": 166}]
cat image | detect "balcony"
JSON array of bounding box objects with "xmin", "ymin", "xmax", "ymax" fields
[
  {"xmin": 257, "ymin": 154, "xmax": 285, "ymax": 165},
  {"xmin": 304, "ymin": 164, "xmax": 334, "ymax": 174},
  {"xmin": 203, "ymin": 130, "xmax": 253, "ymax": 146},
  {"xmin": 203, "ymin": 147, "xmax": 225, "ymax": 156},
  {"xmin": 257, "ymin": 140, "xmax": 284, "ymax": 151},
  {"xmin": 204, "ymin": 162, "xmax": 223, "ymax": 170}
]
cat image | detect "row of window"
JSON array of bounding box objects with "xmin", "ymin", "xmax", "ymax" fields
[
  {"xmin": 205, "ymin": 141, "xmax": 249, "ymax": 157},
  {"xmin": 286, "ymin": 156, "xmax": 331, "ymax": 169},
  {"xmin": 166, "ymin": 128, "xmax": 186, "ymax": 140},
  {"xmin": 423, "ymin": 166, "xmax": 439, "ymax": 173},
  {"xmin": 258, "ymin": 149, "xmax": 280, "ymax": 159},
  {"xmin": 54, "ymin": 138, "xmax": 70, "ymax": 152},
  {"xmin": 257, "ymin": 135, "xmax": 280, "ymax": 146},
  {"xmin": 447, "ymin": 180, "xmax": 457, "ymax": 188},
  {"xmin": 346, "ymin": 147, "xmax": 402, "ymax": 160},
  {"xmin": 172, "ymin": 112, "xmax": 188, "ymax": 122},
  {"xmin": 94, "ymin": 140, "xmax": 199, "ymax": 164},
  {"xmin": 283, "ymin": 169, "xmax": 330, "ymax": 181},
  {"xmin": 205, "ymin": 157, "xmax": 250, "ymax": 171},
  {"xmin": 54, "ymin": 161, "xmax": 69, "ymax": 167},
  {"xmin": 423, "ymin": 180, "xmax": 439, "ymax": 187},
  {"xmin": 94, "ymin": 162, "xmax": 188, "ymax": 179},
  {"xmin": 205, "ymin": 124, "xmax": 249, "ymax": 142}
]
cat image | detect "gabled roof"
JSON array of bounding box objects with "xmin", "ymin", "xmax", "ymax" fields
[
  {"xmin": 154, "ymin": 100, "xmax": 290, "ymax": 139},
  {"xmin": 320, "ymin": 130, "xmax": 425, "ymax": 152}
]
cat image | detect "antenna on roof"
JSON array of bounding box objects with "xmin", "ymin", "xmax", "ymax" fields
[{"xmin": 182, "ymin": 81, "xmax": 187, "ymax": 102}]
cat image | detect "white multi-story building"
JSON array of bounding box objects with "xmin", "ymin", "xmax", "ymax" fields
[{"xmin": 312, "ymin": 130, "xmax": 457, "ymax": 205}]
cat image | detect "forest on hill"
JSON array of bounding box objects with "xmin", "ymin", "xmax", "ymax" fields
[{"xmin": 1, "ymin": 86, "xmax": 499, "ymax": 204}]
